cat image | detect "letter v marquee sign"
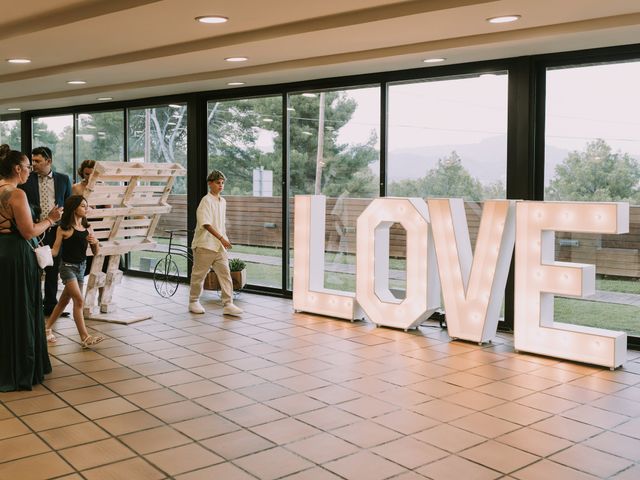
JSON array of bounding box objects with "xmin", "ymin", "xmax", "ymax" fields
[{"xmin": 293, "ymin": 195, "xmax": 629, "ymax": 369}]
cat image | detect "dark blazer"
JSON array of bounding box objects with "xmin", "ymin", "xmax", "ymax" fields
[{"xmin": 19, "ymin": 171, "xmax": 72, "ymax": 215}]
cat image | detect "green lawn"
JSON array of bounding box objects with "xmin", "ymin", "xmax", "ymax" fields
[{"xmin": 556, "ymin": 298, "xmax": 640, "ymax": 336}]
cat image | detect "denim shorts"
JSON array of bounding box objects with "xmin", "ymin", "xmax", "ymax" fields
[{"xmin": 60, "ymin": 260, "xmax": 86, "ymax": 285}]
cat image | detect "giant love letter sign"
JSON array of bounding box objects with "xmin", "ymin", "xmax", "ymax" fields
[{"xmin": 293, "ymin": 196, "xmax": 628, "ymax": 368}]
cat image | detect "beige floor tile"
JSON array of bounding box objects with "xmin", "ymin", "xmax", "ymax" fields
[
  {"xmin": 264, "ymin": 393, "xmax": 326, "ymax": 415},
  {"xmin": 443, "ymin": 390, "xmax": 506, "ymax": 410},
  {"xmin": 515, "ymin": 392, "xmax": 580, "ymax": 413},
  {"xmin": 38, "ymin": 422, "xmax": 110, "ymax": 449},
  {"xmin": 120, "ymin": 425, "xmax": 192, "ymax": 454},
  {"xmin": 295, "ymin": 406, "xmax": 362, "ymax": 430},
  {"xmin": 0, "ymin": 433, "xmax": 50, "ymax": 462},
  {"xmin": 175, "ymin": 462, "xmax": 257, "ymax": 480},
  {"xmin": 200, "ymin": 429, "xmax": 274, "ymax": 460},
  {"xmin": 5, "ymin": 394, "xmax": 67, "ymax": 416},
  {"xmin": 460, "ymin": 440, "xmax": 539, "ymax": 474},
  {"xmin": 372, "ymin": 436, "xmax": 448, "ymax": 469},
  {"xmin": 147, "ymin": 400, "xmax": 210, "ymax": 423},
  {"xmin": 590, "ymin": 394, "xmax": 640, "ymax": 417},
  {"xmin": 545, "ymin": 384, "xmax": 606, "ymax": 403},
  {"xmin": 285, "ymin": 432, "xmax": 359, "ymax": 463},
  {"xmin": 512, "ymin": 459, "xmax": 602, "ymax": 480},
  {"xmin": 412, "ymin": 424, "xmax": 485, "ymax": 452},
  {"xmin": 561, "ymin": 404, "xmax": 629, "ymax": 429},
  {"xmin": 190, "ymin": 362, "xmax": 242, "ymax": 378},
  {"xmin": 550, "ymin": 444, "xmax": 634, "ymax": 478},
  {"xmin": 43, "ymin": 374, "xmax": 98, "ymax": 392},
  {"xmin": 411, "ymin": 399, "xmax": 474, "ymax": 422},
  {"xmin": 146, "ymin": 442, "xmax": 224, "ymax": 476},
  {"xmin": 583, "ymin": 431, "xmax": 640, "ymax": 461},
  {"xmin": 531, "ymin": 415, "xmax": 603, "ymax": 442},
  {"xmin": 236, "ymin": 382, "xmax": 295, "ymax": 402},
  {"xmin": 148, "ymin": 370, "xmax": 203, "ymax": 387},
  {"xmin": 275, "ymin": 374, "xmax": 331, "ymax": 392},
  {"xmin": 0, "ymin": 452, "xmax": 74, "ymax": 480},
  {"xmin": 416, "ymin": 454, "xmax": 501, "ymax": 480},
  {"xmin": 451, "ymin": 412, "xmax": 520, "ymax": 438},
  {"xmin": 194, "ymin": 390, "xmax": 255, "ymax": 412},
  {"xmin": 125, "ymin": 387, "xmax": 186, "ymax": 408},
  {"xmin": 502, "ymin": 374, "xmax": 560, "ymax": 391},
  {"xmin": 439, "ymin": 372, "xmax": 494, "ymax": 389},
  {"xmin": 611, "ymin": 464, "xmax": 640, "ymax": 480},
  {"xmin": 306, "ymin": 384, "xmax": 362, "ymax": 404},
  {"xmin": 220, "ymin": 403, "xmax": 286, "ymax": 427},
  {"xmin": 325, "ymin": 450, "xmax": 407, "ymax": 479},
  {"xmin": 82, "ymin": 457, "xmax": 165, "ymax": 480},
  {"xmin": 484, "ymin": 402, "xmax": 552, "ymax": 426},
  {"xmin": 0, "ymin": 404, "xmax": 12, "ymax": 420},
  {"xmin": 232, "ymin": 447, "xmax": 313, "ymax": 480},
  {"xmin": 59, "ymin": 437, "xmax": 135, "ymax": 470},
  {"xmin": 496, "ymin": 427, "xmax": 573, "ymax": 457},
  {"xmin": 569, "ymin": 375, "xmax": 629, "ymax": 394},
  {"xmin": 277, "ymin": 467, "xmax": 344, "ymax": 480},
  {"xmin": 96, "ymin": 410, "xmax": 163, "ymax": 436},
  {"xmin": 106, "ymin": 377, "xmax": 162, "ymax": 395},
  {"xmin": 170, "ymin": 380, "xmax": 226, "ymax": 399},
  {"xmin": 476, "ymin": 381, "xmax": 533, "ymax": 401},
  {"xmin": 171, "ymin": 413, "xmax": 240, "ymax": 440},
  {"xmin": 22, "ymin": 407, "xmax": 86, "ymax": 432},
  {"xmin": 530, "ymin": 367, "xmax": 585, "ymax": 382},
  {"xmin": 336, "ymin": 396, "xmax": 398, "ymax": 418},
  {"xmin": 0, "ymin": 418, "xmax": 30, "ymax": 440},
  {"xmin": 332, "ymin": 420, "xmax": 403, "ymax": 448},
  {"xmin": 372, "ymin": 409, "xmax": 439, "ymax": 435},
  {"xmin": 250, "ymin": 417, "xmax": 321, "ymax": 445},
  {"xmin": 86, "ymin": 367, "xmax": 140, "ymax": 383},
  {"xmin": 75, "ymin": 397, "xmax": 139, "ymax": 420},
  {"xmin": 57, "ymin": 385, "xmax": 118, "ymax": 405}
]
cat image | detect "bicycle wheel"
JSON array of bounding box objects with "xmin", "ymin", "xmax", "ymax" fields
[{"xmin": 153, "ymin": 257, "xmax": 180, "ymax": 298}]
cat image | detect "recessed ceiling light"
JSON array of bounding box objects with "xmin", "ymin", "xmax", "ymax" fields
[
  {"xmin": 67, "ymin": 80, "xmax": 86, "ymax": 85},
  {"xmin": 227, "ymin": 81, "xmax": 245, "ymax": 86},
  {"xmin": 97, "ymin": 97, "xmax": 113, "ymax": 101},
  {"xmin": 262, "ymin": 118, "xmax": 273, "ymax": 122},
  {"xmin": 479, "ymin": 73, "xmax": 497, "ymax": 78},
  {"xmin": 225, "ymin": 56, "xmax": 248, "ymax": 62},
  {"xmin": 487, "ymin": 15, "xmax": 521, "ymax": 24},
  {"xmin": 301, "ymin": 93, "xmax": 317, "ymax": 98},
  {"xmin": 423, "ymin": 57, "xmax": 446, "ymax": 63},
  {"xmin": 168, "ymin": 104, "xmax": 182, "ymax": 108},
  {"xmin": 7, "ymin": 107, "xmax": 21, "ymax": 111},
  {"xmin": 195, "ymin": 15, "xmax": 228, "ymax": 24},
  {"xmin": 7, "ymin": 58, "xmax": 31, "ymax": 64}
]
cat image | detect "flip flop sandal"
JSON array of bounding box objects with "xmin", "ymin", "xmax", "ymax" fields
[
  {"xmin": 45, "ymin": 329, "xmax": 57, "ymax": 344},
  {"xmin": 81, "ymin": 334, "xmax": 105, "ymax": 349}
]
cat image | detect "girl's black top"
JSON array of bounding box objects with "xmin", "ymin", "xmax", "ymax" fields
[{"xmin": 61, "ymin": 228, "xmax": 89, "ymax": 263}]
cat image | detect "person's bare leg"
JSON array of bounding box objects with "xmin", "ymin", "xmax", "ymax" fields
[{"xmin": 45, "ymin": 288, "xmax": 71, "ymax": 331}]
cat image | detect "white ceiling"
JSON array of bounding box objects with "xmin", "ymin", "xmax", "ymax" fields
[{"xmin": 1, "ymin": 0, "xmax": 639, "ymax": 112}]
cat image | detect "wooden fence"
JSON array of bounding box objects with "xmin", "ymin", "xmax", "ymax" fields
[{"xmin": 156, "ymin": 195, "xmax": 640, "ymax": 278}]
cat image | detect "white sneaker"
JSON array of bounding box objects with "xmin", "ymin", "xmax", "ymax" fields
[
  {"xmin": 189, "ymin": 301, "xmax": 205, "ymax": 314},
  {"xmin": 222, "ymin": 303, "xmax": 243, "ymax": 316}
]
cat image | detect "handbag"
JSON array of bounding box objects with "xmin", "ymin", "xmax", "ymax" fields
[{"xmin": 26, "ymin": 236, "xmax": 54, "ymax": 269}]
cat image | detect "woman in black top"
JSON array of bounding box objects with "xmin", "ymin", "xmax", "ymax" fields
[{"xmin": 46, "ymin": 195, "xmax": 104, "ymax": 348}]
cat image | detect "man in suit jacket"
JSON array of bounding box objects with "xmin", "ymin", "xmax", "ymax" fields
[{"xmin": 20, "ymin": 146, "xmax": 72, "ymax": 316}]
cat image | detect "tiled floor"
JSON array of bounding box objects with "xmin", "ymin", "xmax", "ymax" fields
[{"xmin": 1, "ymin": 276, "xmax": 640, "ymax": 480}]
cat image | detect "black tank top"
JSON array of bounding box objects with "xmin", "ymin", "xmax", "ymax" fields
[{"xmin": 61, "ymin": 228, "xmax": 88, "ymax": 263}]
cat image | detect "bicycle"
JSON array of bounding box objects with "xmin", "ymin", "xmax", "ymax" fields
[{"xmin": 153, "ymin": 229, "xmax": 192, "ymax": 298}]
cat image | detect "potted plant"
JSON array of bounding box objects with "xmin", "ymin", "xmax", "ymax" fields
[
  {"xmin": 228, "ymin": 258, "xmax": 247, "ymax": 290},
  {"xmin": 203, "ymin": 258, "xmax": 247, "ymax": 291}
]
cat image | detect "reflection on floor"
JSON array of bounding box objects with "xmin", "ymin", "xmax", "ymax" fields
[{"xmin": 1, "ymin": 276, "xmax": 639, "ymax": 479}]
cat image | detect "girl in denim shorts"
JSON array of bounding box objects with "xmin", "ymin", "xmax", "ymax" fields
[{"xmin": 45, "ymin": 195, "xmax": 104, "ymax": 348}]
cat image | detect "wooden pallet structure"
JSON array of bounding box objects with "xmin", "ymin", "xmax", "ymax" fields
[{"xmin": 82, "ymin": 161, "xmax": 186, "ymax": 324}]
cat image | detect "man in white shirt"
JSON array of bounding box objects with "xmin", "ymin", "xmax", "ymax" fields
[{"xmin": 188, "ymin": 170, "xmax": 243, "ymax": 316}]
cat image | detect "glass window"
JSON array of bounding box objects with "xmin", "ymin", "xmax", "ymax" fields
[
  {"xmin": 76, "ymin": 110, "xmax": 124, "ymax": 181},
  {"xmin": 32, "ymin": 115, "xmax": 74, "ymax": 177},
  {"xmin": 288, "ymin": 86, "xmax": 381, "ymax": 292},
  {"xmin": 207, "ymin": 96, "xmax": 283, "ymax": 289},
  {"xmin": 387, "ymin": 73, "xmax": 508, "ymax": 302},
  {"xmin": 0, "ymin": 119, "xmax": 20, "ymax": 149},
  {"xmin": 127, "ymin": 104, "xmax": 188, "ymax": 275},
  {"xmin": 544, "ymin": 61, "xmax": 640, "ymax": 336}
]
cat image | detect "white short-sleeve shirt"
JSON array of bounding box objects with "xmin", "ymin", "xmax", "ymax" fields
[{"xmin": 192, "ymin": 193, "xmax": 227, "ymax": 252}]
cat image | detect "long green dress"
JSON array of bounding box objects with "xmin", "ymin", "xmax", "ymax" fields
[{"xmin": 0, "ymin": 189, "xmax": 52, "ymax": 391}]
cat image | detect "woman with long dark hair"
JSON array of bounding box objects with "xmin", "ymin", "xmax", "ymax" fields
[
  {"xmin": 45, "ymin": 194, "xmax": 104, "ymax": 348},
  {"xmin": 0, "ymin": 145, "xmax": 62, "ymax": 391}
]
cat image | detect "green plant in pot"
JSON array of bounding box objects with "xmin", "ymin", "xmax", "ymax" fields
[{"xmin": 228, "ymin": 258, "xmax": 247, "ymax": 290}]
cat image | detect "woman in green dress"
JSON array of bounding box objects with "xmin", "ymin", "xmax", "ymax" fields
[{"xmin": 0, "ymin": 145, "xmax": 62, "ymax": 391}]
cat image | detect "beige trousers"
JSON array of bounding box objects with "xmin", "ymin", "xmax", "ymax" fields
[{"xmin": 189, "ymin": 247, "xmax": 233, "ymax": 305}]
